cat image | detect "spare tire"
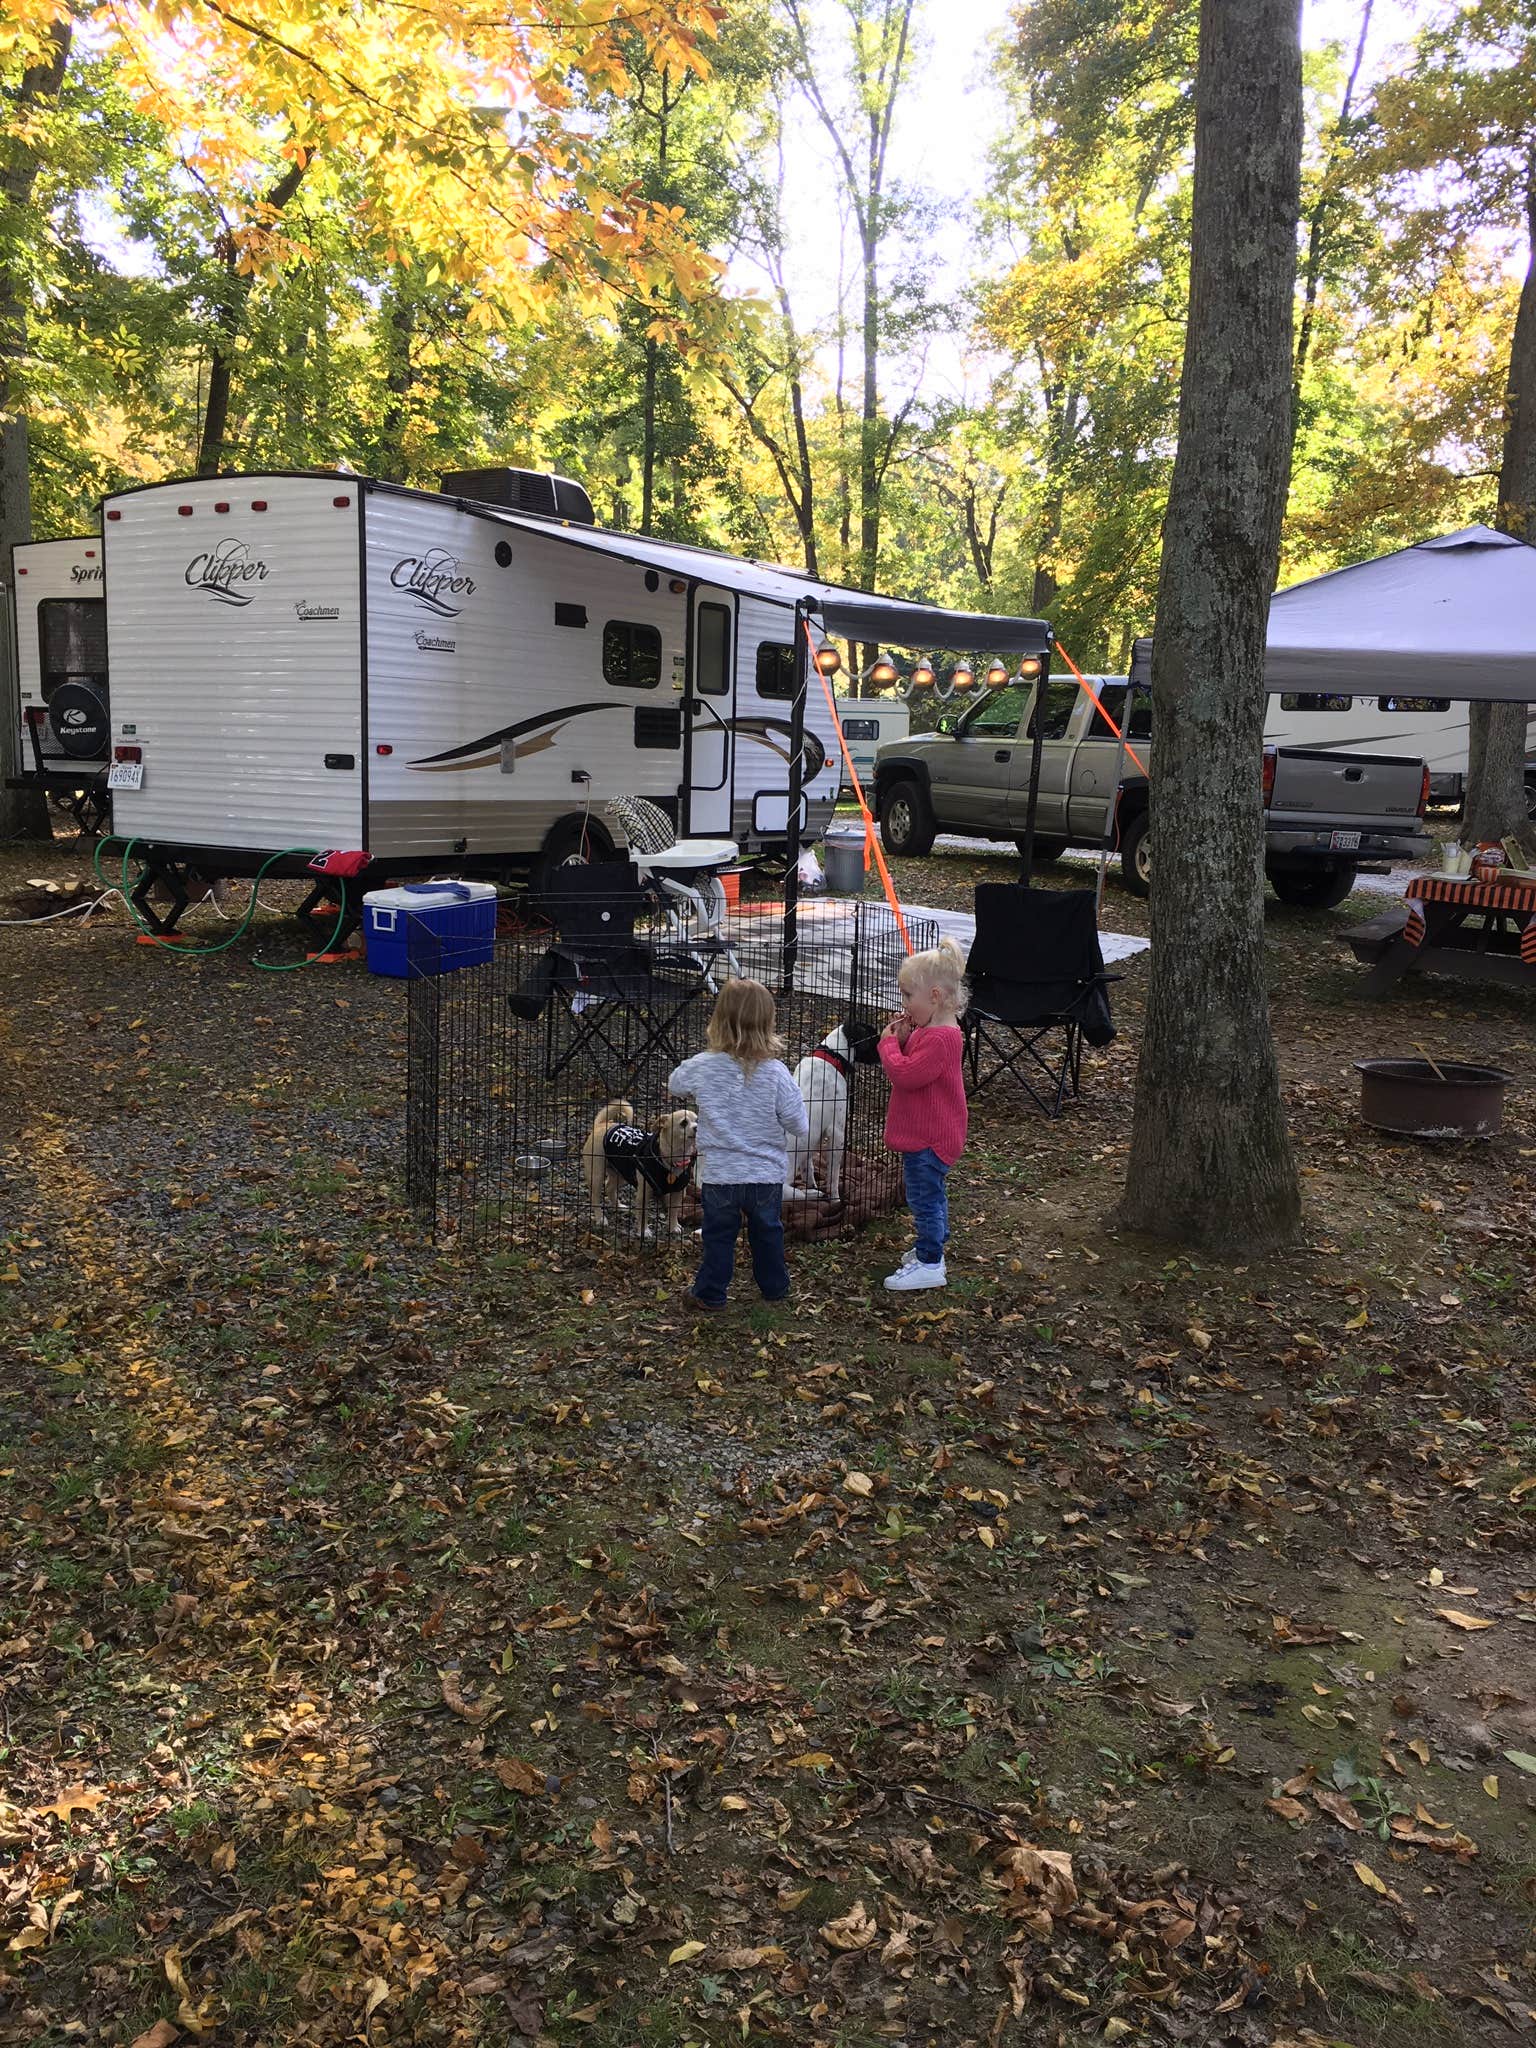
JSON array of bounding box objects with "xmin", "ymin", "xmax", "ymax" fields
[{"xmin": 47, "ymin": 681, "xmax": 110, "ymax": 759}]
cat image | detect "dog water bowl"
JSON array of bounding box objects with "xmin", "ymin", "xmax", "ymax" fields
[{"xmin": 1355, "ymin": 1059, "xmax": 1510, "ymax": 1139}]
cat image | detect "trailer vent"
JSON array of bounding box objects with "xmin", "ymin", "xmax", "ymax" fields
[
  {"xmin": 634, "ymin": 707, "xmax": 681, "ymax": 751},
  {"xmin": 439, "ymin": 468, "xmax": 596, "ymax": 526}
]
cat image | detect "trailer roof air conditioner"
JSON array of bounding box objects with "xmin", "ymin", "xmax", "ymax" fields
[{"xmin": 439, "ymin": 468, "xmax": 596, "ymax": 526}]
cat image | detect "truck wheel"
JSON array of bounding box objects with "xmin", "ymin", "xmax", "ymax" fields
[
  {"xmin": 530, "ymin": 814, "xmax": 615, "ymax": 898},
  {"xmin": 1269, "ymin": 864, "xmax": 1357, "ymax": 909},
  {"xmin": 1119, "ymin": 812, "xmax": 1151, "ymax": 897},
  {"xmin": 1016, "ymin": 835, "xmax": 1067, "ymax": 862},
  {"xmin": 879, "ymin": 780, "xmax": 936, "ymax": 858}
]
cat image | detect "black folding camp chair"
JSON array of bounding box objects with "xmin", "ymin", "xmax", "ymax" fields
[
  {"xmin": 507, "ymin": 862, "xmax": 709, "ymax": 1086},
  {"xmin": 964, "ymin": 885, "xmax": 1119, "ymax": 1115}
]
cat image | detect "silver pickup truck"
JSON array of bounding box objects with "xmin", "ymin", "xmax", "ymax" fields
[{"xmin": 873, "ymin": 675, "xmax": 1432, "ymax": 907}]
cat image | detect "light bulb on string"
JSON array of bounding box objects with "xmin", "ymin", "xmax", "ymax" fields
[
  {"xmin": 985, "ymin": 658, "xmax": 1010, "ymax": 689},
  {"xmin": 814, "ymin": 639, "xmax": 842, "ymax": 677},
  {"xmin": 950, "ymin": 660, "xmax": 975, "ymax": 693},
  {"xmin": 867, "ymin": 654, "xmax": 899, "ymax": 689}
]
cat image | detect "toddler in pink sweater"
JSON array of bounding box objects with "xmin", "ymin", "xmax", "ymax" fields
[{"xmin": 877, "ymin": 934, "xmax": 968, "ymax": 1292}]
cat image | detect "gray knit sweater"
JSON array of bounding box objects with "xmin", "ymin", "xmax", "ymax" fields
[{"xmin": 667, "ymin": 1052, "xmax": 809, "ymax": 1186}]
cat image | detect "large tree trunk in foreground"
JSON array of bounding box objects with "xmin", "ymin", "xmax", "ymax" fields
[
  {"xmin": 1464, "ymin": 141, "xmax": 1536, "ymax": 852},
  {"xmin": 1116, "ymin": 0, "xmax": 1303, "ymax": 1254}
]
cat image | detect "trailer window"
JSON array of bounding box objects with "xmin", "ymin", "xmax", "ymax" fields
[
  {"xmin": 696, "ymin": 602, "xmax": 732, "ymax": 696},
  {"xmin": 1378, "ymin": 695, "xmax": 1450, "ymax": 714},
  {"xmin": 755, "ymin": 642, "xmax": 798, "ymax": 701},
  {"xmin": 841, "ymin": 717, "xmax": 879, "ymax": 742},
  {"xmin": 602, "ymin": 620, "xmax": 663, "ymax": 689},
  {"xmin": 38, "ymin": 598, "xmax": 107, "ymax": 702},
  {"xmin": 1280, "ymin": 692, "xmax": 1353, "ymax": 711},
  {"xmin": 1085, "ymin": 684, "xmax": 1153, "ymax": 742}
]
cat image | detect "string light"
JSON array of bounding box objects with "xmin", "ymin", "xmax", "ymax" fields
[
  {"xmin": 867, "ymin": 654, "xmax": 899, "ymax": 687},
  {"xmin": 950, "ymin": 660, "xmax": 975, "ymax": 692},
  {"xmin": 814, "ymin": 639, "xmax": 842, "ymax": 677},
  {"xmin": 985, "ymin": 658, "xmax": 1010, "ymax": 688}
]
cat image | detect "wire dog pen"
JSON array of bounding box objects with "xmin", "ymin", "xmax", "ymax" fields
[{"xmin": 405, "ymin": 898, "xmax": 936, "ymax": 1258}]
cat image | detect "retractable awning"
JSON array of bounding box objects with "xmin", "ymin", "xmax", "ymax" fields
[
  {"xmin": 1131, "ymin": 526, "xmax": 1536, "ymax": 703},
  {"xmin": 812, "ymin": 595, "xmax": 1053, "ymax": 656}
]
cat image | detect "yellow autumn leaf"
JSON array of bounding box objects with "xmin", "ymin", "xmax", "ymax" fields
[
  {"xmin": 720, "ymin": 1794, "xmax": 751, "ymax": 1810},
  {"xmin": 1353, "ymin": 1861, "xmax": 1388, "ymax": 1895},
  {"xmin": 843, "ymin": 1471, "xmax": 873, "ymax": 1497},
  {"xmin": 668, "ymin": 1940, "xmax": 707, "ymax": 1965},
  {"xmin": 1436, "ymin": 1608, "xmax": 1494, "ymax": 1631},
  {"xmin": 783, "ymin": 1752, "xmax": 834, "ymax": 1770},
  {"xmin": 1482, "ymin": 1775, "xmax": 1499, "ymax": 1799}
]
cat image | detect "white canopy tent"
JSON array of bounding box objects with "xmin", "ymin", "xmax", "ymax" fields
[{"xmin": 1131, "ymin": 525, "xmax": 1536, "ymax": 702}]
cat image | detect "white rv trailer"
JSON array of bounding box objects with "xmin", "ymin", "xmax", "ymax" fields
[
  {"xmin": 7, "ymin": 533, "xmax": 109, "ymax": 791},
  {"xmin": 832, "ymin": 696, "xmax": 909, "ymax": 792},
  {"xmin": 100, "ymin": 469, "xmax": 847, "ymax": 898}
]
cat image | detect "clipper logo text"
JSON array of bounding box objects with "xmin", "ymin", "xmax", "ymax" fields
[
  {"xmin": 390, "ymin": 548, "xmax": 476, "ymax": 619},
  {"xmin": 185, "ymin": 539, "xmax": 269, "ymax": 606}
]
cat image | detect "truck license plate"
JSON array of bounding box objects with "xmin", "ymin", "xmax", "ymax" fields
[
  {"xmin": 1329, "ymin": 829, "xmax": 1361, "ymax": 852},
  {"xmin": 107, "ymin": 760, "xmax": 144, "ymax": 791}
]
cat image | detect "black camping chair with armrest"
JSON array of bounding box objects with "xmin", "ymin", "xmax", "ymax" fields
[
  {"xmin": 507, "ymin": 862, "xmax": 709, "ymax": 1086},
  {"xmin": 965, "ymin": 884, "xmax": 1119, "ymax": 1115}
]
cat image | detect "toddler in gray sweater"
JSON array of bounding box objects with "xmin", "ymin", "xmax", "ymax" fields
[{"xmin": 668, "ymin": 979, "xmax": 808, "ymax": 1311}]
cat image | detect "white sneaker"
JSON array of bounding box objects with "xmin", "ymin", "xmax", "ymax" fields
[{"xmin": 884, "ymin": 1258, "xmax": 946, "ymax": 1292}]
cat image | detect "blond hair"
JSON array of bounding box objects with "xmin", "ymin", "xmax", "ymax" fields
[
  {"xmin": 898, "ymin": 934, "xmax": 969, "ymax": 1019},
  {"xmin": 706, "ymin": 976, "xmax": 784, "ymax": 1068}
]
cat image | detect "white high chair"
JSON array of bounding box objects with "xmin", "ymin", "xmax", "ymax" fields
[{"xmin": 604, "ymin": 796, "xmax": 741, "ymax": 986}]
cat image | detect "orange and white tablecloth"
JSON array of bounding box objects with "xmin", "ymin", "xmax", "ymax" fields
[{"xmin": 1404, "ymin": 873, "xmax": 1536, "ymax": 965}]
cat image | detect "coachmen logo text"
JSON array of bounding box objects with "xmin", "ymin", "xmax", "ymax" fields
[
  {"xmin": 390, "ymin": 548, "xmax": 475, "ymax": 619},
  {"xmin": 185, "ymin": 539, "xmax": 269, "ymax": 606}
]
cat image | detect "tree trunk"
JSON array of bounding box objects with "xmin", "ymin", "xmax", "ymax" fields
[
  {"xmin": 1464, "ymin": 140, "xmax": 1536, "ymax": 850},
  {"xmin": 196, "ymin": 158, "xmax": 308, "ymax": 478},
  {"xmin": 1116, "ymin": 0, "xmax": 1304, "ymax": 1254},
  {"xmin": 0, "ymin": 14, "xmax": 74, "ymax": 842},
  {"xmin": 641, "ymin": 335, "xmax": 658, "ymax": 534},
  {"xmin": 375, "ymin": 283, "xmax": 416, "ymax": 481},
  {"xmin": 1291, "ymin": 0, "xmax": 1373, "ymax": 433}
]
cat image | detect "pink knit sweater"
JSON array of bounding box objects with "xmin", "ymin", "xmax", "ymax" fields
[{"xmin": 879, "ymin": 1023, "xmax": 968, "ymax": 1165}]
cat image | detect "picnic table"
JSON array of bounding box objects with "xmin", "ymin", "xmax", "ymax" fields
[{"xmin": 1344, "ymin": 872, "xmax": 1536, "ymax": 996}]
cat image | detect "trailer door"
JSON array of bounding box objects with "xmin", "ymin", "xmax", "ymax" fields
[{"xmin": 684, "ymin": 585, "xmax": 736, "ymax": 836}]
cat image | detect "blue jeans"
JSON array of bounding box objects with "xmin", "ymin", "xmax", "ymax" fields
[
  {"xmin": 692, "ymin": 1183, "xmax": 789, "ymax": 1306},
  {"xmin": 902, "ymin": 1148, "xmax": 950, "ymax": 1265}
]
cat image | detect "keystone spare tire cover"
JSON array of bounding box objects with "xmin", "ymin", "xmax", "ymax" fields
[{"xmin": 46, "ymin": 680, "xmax": 110, "ymax": 760}]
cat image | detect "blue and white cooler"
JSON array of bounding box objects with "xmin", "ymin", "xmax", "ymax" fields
[{"xmin": 362, "ymin": 879, "xmax": 498, "ymax": 978}]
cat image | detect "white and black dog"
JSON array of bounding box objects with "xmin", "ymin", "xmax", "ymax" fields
[{"xmin": 784, "ymin": 1019, "xmax": 882, "ymax": 1207}]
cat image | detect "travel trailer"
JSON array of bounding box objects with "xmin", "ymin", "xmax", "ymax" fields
[
  {"xmin": 8, "ymin": 533, "xmax": 109, "ymax": 791},
  {"xmin": 832, "ymin": 696, "xmax": 909, "ymax": 792},
  {"xmin": 99, "ymin": 468, "xmax": 852, "ymax": 899}
]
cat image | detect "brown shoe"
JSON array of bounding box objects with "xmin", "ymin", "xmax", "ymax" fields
[{"xmin": 686, "ymin": 1291, "xmax": 724, "ymax": 1313}]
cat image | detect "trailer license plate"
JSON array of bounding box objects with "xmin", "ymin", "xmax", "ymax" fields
[
  {"xmin": 1330, "ymin": 829, "xmax": 1361, "ymax": 852},
  {"xmin": 107, "ymin": 760, "xmax": 143, "ymax": 791}
]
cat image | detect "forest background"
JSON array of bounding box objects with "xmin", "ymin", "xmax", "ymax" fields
[{"xmin": 1, "ymin": 0, "xmax": 1528, "ymax": 678}]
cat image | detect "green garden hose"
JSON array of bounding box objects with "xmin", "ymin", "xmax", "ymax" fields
[{"xmin": 93, "ymin": 837, "xmax": 350, "ymax": 971}]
